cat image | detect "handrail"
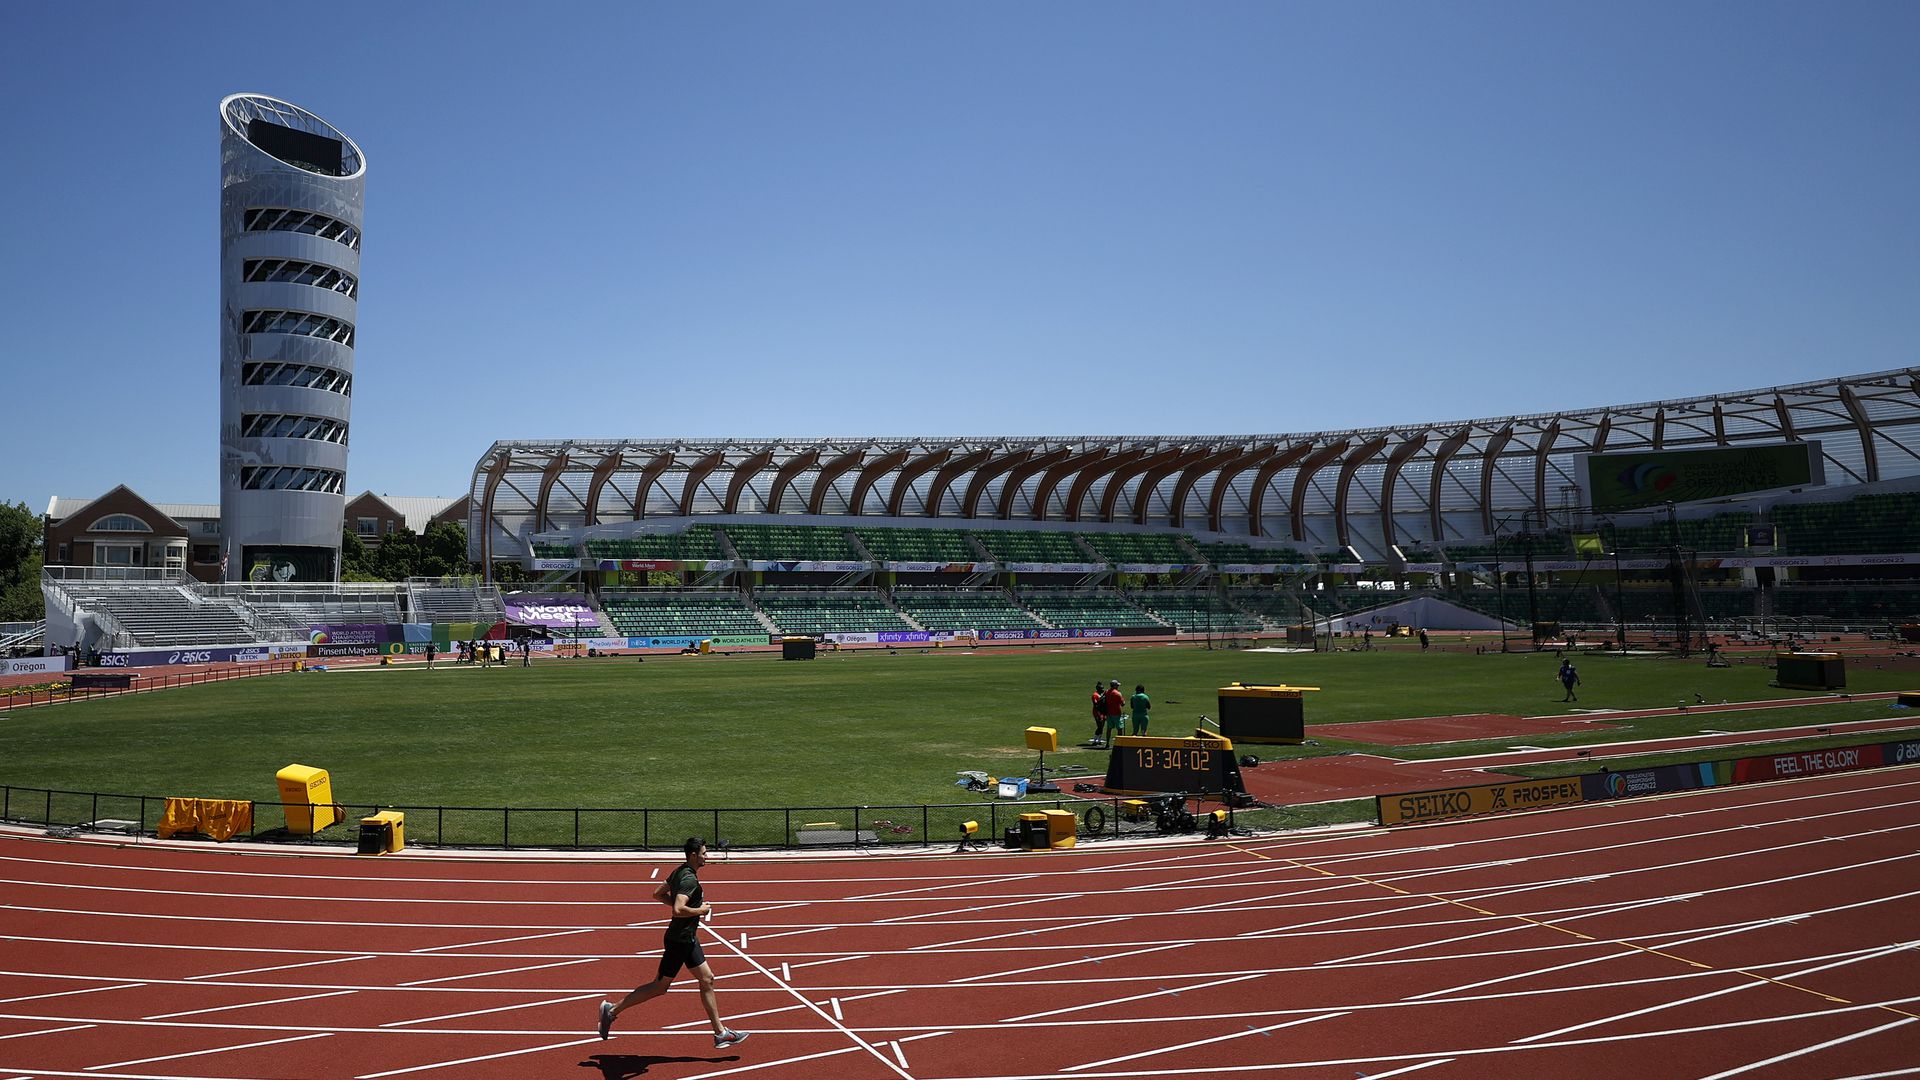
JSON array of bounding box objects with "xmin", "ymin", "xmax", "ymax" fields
[
  {"xmin": 0, "ymin": 781, "xmax": 1260, "ymax": 851},
  {"xmin": 1, "ymin": 660, "xmax": 299, "ymax": 712}
]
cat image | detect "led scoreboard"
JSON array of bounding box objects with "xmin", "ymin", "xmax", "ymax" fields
[{"xmin": 1102, "ymin": 732, "xmax": 1247, "ymax": 797}]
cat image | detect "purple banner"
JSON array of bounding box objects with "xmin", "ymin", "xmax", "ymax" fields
[
  {"xmin": 502, "ymin": 593, "xmax": 600, "ymax": 626},
  {"xmin": 979, "ymin": 626, "xmax": 1165, "ymax": 642},
  {"xmin": 309, "ymin": 623, "xmax": 397, "ymax": 646},
  {"xmin": 876, "ymin": 631, "xmax": 933, "ymax": 643}
]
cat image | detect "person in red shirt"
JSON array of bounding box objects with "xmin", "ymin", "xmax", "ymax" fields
[
  {"xmin": 1102, "ymin": 679, "xmax": 1128, "ymax": 738},
  {"xmin": 1090, "ymin": 681, "xmax": 1107, "ymax": 746}
]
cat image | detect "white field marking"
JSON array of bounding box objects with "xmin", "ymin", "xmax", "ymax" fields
[
  {"xmin": 1834, "ymin": 1069, "xmax": 1920, "ymax": 1078},
  {"xmin": 1345, "ymin": 804, "xmax": 1920, "ymax": 898},
  {"xmin": 1064, "ymin": 1011, "xmax": 1345, "ymax": 1071},
  {"xmin": 952, "ymin": 941, "xmax": 1190, "ymax": 984},
  {"xmin": 353, "ymin": 1036, "xmax": 606, "ymax": 1078},
  {"xmin": 0, "ymin": 983, "xmax": 140, "ymax": 1005},
  {"xmin": 740, "ymin": 932, "xmax": 748, "ymax": 949},
  {"xmin": 754, "ymin": 925, "xmax": 835, "ymax": 942},
  {"xmin": 86, "ymin": 1031, "xmax": 331, "ymax": 1071},
  {"xmin": 0, "ymin": 1071, "xmax": 257, "ymax": 1080},
  {"xmin": 397, "ymin": 957, "xmax": 593, "ymax": 986},
  {"xmin": 0, "ymin": 875, "xmax": 675, "ymax": 907},
  {"xmin": 1319, "ymin": 921, "xmax": 1538, "ymax": 966},
  {"xmin": 1006, "ymin": 972, "xmax": 1266, "ymax": 1022},
  {"xmin": 830, "ymin": 997, "xmax": 842, "ymax": 1019},
  {"xmin": 380, "ymin": 992, "xmax": 601, "ymax": 1027},
  {"xmin": 186, "ymin": 954, "xmax": 374, "ymax": 980},
  {"xmin": 665, "ymin": 1045, "xmax": 864, "ymax": 1079},
  {"xmin": 867, "ymin": 994, "xmax": 1920, "ymax": 1078},
  {"xmin": 1512, "ymin": 938, "xmax": 1918, "ymax": 1044},
  {"xmin": 1302, "ymin": 772, "xmax": 1920, "ymax": 873},
  {"xmin": 0, "ymin": 1024, "xmax": 93, "ymax": 1042},
  {"xmin": 651, "ymin": 868, "xmax": 659, "ymax": 879},
  {"xmin": 1407, "ymin": 945, "xmax": 1649, "ymax": 1001},
  {"xmin": 1415, "ymin": 708, "xmax": 1909, "ymax": 767},
  {"xmin": 1699, "ymin": 1016, "xmax": 1918, "ymax": 1080},
  {"xmin": 147, "ymin": 989, "xmax": 354, "ymax": 1019},
  {"xmin": 891, "ymin": 1040, "xmax": 908, "ymax": 1069},
  {"xmin": 700, "ymin": 928, "xmax": 913, "ymax": 1080},
  {"xmin": 410, "ymin": 927, "xmax": 594, "ymax": 952},
  {"xmin": 1357, "ymin": 1060, "xmax": 1453, "ymax": 1079},
  {"xmin": 782, "ymin": 962, "xmax": 791, "ymax": 980}
]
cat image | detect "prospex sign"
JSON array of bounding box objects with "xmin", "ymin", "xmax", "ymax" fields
[{"xmin": 1378, "ymin": 777, "xmax": 1586, "ymax": 826}]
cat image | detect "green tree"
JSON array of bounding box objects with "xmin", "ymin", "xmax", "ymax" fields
[
  {"xmin": 0, "ymin": 501, "xmax": 46, "ymax": 621},
  {"xmin": 421, "ymin": 520, "xmax": 469, "ymax": 577},
  {"xmin": 373, "ymin": 526, "xmax": 426, "ymax": 581},
  {"xmin": 339, "ymin": 530, "xmax": 379, "ymax": 581}
]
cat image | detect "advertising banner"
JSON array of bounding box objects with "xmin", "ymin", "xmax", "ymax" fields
[
  {"xmin": 1378, "ymin": 776, "xmax": 1588, "ymax": 826},
  {"xmin": 0, "ymin": 656, "xmax": 70, "ymax": 676},
  {"xmin": 502, "ymin": 593, "xmax": 601, "ymax": 627},
  {"xmin": 308, "ymin": 643, "xmax": 403, "ymax": 658},
  {"xmin": 977, "ymin": 626, "xmax": 1163, "ymax": 642},
  {"xmin": 531, "ymin": 558, "xmax": 581, "ymax": 571},
  {"xmin": 401, "ymin": 623, "xmax": 434, "ymax": 643},
  {"xmin": 97, "ymin": 643, "xmax": 307, "ymax": 667},
  {"xmin": 886, "ymin": 562, "xmax": 990, "ymax": 573},
  {"xmin": 1004, "ymin": 563, "xmax": 1105, "ymax": 574},
  {"xmin": 1585, "ymin": 441, "xmax": 1821, "ymax": 512},
  {"xmin": 1117, "ymin": 563, "xmax": 1192, "ymax": 574},
  {"xmin": 1731, "ymin": 744, "xmax": 1885, "ymax": 784},
  {"xmin": 748, "ymin": 561, "xmax": 869, "ymax": 573},
  {"xmin": 1220, "ymin": 563, "xmax": 1318, "ymax": 574},
  {"xmin": 876, "ymin": 631, "xmax": 933, "ymax": 643},
  {"xmin": 309, "ymin": 624, "xmax": 398, "ymax": 646}
]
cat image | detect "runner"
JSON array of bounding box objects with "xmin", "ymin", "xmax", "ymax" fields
[{"xmin": 597, "ymin": 837, "xmax": 748, "ymax": 1048}]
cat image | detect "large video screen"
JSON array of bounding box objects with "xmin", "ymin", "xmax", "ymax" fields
[
  {"xmin": 247, "ymin": 119, "xmax": 345, "ymax": 176},
  {"xmin": 1583, "ymin": 441, "xmax": 1822, "ymax": 511}
]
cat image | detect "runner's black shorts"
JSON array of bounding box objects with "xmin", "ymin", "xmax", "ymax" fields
[{"xmin": 657, "ymin": 938, "xmax": 706, "ymax": 980}]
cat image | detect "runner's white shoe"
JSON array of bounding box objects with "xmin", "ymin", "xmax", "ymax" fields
[
  {"xmin": 597, "ymin": 1000, "xmax": 614, "ymax": 1039},
  {"xmin": 715, "ymin": 1028, "xmax": 749, "ymax": 1049}
]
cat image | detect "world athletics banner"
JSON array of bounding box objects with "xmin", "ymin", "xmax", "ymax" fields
[
  {"xmin": 502, "ymin": 593, "xmax": 599, "ymax": 626},
  {"xmin": 308, "ymin": 624, "xmax": 398, "ymax": 646}
]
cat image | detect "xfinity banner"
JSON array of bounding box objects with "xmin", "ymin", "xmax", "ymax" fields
[{"xmin": 0, "ymin": 656, "xmax": 69, "ymax": 677}]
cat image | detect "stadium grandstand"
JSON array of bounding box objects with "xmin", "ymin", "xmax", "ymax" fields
[{"xmin": 33, "ymin": 367, "xmax": 1920, "ymax": 660}]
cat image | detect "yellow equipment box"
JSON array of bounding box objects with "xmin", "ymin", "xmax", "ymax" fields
[
  {"xmin": 357, "ymin": 811, "xmax": 406, "ymax": 855},
  {"xmin": 1042, "ymin": 808, "xmax": 1076, "ymax": 849},
  {"xmin": 1217, "ymin": 683, "xmax": 1320, "ymax": 744},
  {"xmin": 275, "ymin": 763, "xmax": 340, "ymax": 835}
]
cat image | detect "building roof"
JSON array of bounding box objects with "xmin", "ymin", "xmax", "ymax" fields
[{"xmin": 349, "ymin": 494, "xmax": 462, "ymax": 534}]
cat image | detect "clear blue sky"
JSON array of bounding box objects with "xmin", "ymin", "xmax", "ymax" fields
[{"xmin": 3, "ymin": 2, "xmax": 1916, "ymax": 512}]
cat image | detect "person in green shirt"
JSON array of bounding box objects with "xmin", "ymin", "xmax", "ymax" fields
[
  {"xmin": 1130, "ymin": 684, "xmax": 1151, "ymax": 736},
  {"xmin": 598, "ymin": 837, "xmax": 748, "ymax": 1049}
]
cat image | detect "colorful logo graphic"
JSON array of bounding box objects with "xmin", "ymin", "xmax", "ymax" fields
[
  {"xmin": 1616, "ymin": 462, "xmax": 1678, "ymax": 495},
  {"xmin": 309, "ymin": 630, "xmax": 330, "ymax": 645},
  {"xmin": 1605, "ymin": 773, "xmax": 1628, "ymax": 798}
]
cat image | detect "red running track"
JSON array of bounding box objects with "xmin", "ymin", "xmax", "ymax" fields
[{"xmin": 1, "ymin": 765, "xmax": 1918, "ymax": 1078}]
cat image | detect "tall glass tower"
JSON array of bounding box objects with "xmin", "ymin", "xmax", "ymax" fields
[{"xmin": 218, "ymin": 94, "xmax": 365, "ymax": 582}]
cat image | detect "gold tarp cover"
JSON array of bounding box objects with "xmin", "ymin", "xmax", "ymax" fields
[{"xmin": 157, "ymin": 798, "xmax": 254, "ymax": 841}]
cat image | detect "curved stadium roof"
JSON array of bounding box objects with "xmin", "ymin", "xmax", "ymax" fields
[{"xmin": 469, "ymin": 366, "xmax": 1920, "ymax": 564}]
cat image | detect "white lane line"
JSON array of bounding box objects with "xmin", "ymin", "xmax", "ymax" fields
[
  {"xmin": 1006, "ymin": 972, "xmax": 1266, "ymax": 1023},
  {"xmin": 411, "ymin": 927, "xmax": 594, "ymax": 953},
  {"xmin": 87, "ymin": 1031, "xmax": 331, "ymax": 1070},
  {"xmin": 1063, "ymin": 1011, "xmax": 1344, "ymax": 1071},
  {"xmin": 187, "ymin": 955, "xmax": 374, "ymax": 980},
  {"xmin": 0, "ymin": 983, "xmax": 140, "ymax": 1006},
  {"xmin": 148, "ymin": 990, "xmax": 355, "ymax": 1019},
  {"xmin": 1700, "ymin": 1017, "xmax": 1917, "ymax": 1080},
  {"xmin": 0, "ymin": 1024, "xmax": 93, "ymax": 1042},
  {"xmin": 379, "ymin": 992, "xmax": 601, "ymax": 1027},
  {"xmin": 1361, "ymin": 1061, "xmax": 1454, "ymax": 1079},
  {"xmin": 354, "ymin": 1036, "xmax": 605, "ymax": 1078},
  {"xmin": 702, "ymin": 927, "xmax": 912, "ymax": 1080},
  {"xmin": 398, "ymin": 957, "xmax": 592, "ymax": 986},
  {"xmin": 830, "ymin": 997, "xmax": 842, "ymax": 1020},
  {"xmin": 1834, "ymin": 1068, "xmax": 1920, "ymax": 1079}
]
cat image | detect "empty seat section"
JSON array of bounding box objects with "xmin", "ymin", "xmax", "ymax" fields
[
  {"xmin": 1134, "ymin": 594, "xmax": 1263, "ymax": 632},
  {"xmin": 1077, "ymin": 532, "xmax": 1193, "ymax": 564},
  {"xmin": 973, "ymin": 531, "xmax": 1088, "ymax": 563},
  {"xmin": 67, "ymin": 586, "xmax": 256, "ymax": 647},
  {"xmin": 1603, "ymin": 511, "xmax": 1755, "ymax": 554},
  {"xmin": 723, "ymin": 525, "xmax": 860, "ymax": 561},
  {"xmin": 1771, "ymin": 587, "xmax": 1920, "ymax": 623},
  {"xmin": 1202, "ymin": 541, "xmax": 1312, "ymax": 566},
  {"xmin": 531, "ymin": 541, "xmax": 581, "ymax": 558},
  {"xmin": 409, "ymin": 586, "xmax": 506, "ymax": 623},
  {"xmin": 1772, "ymin": 494, "xmax": 1920, "ymax": 556},
  {"xmin": 753, "ymin": 593, "xmax": 912, "ymax": 635},
  {"xmin": 1021, "ymin": 591, "xmax": 1164, "ymax": 629},
  {"xmin": 892, "ymin": 590, "xmax": 1046, "ymax": 631},
  {"xmin": 600, "ymin": 593, "xmax": 765, "ymax": 637},
  {"xmin": 855, "ymin": 528, "xmax": 978, "ymax": 562},
  {"xmin": 583, "ymin": 525, "xmax": 724, "ymax": 561},
  {"xmin": 1228, "ymin": 590, "xmax": 1311, "ymax": 624}
]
